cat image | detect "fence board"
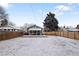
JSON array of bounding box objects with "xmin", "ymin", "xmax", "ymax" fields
[
  {"xmin": 43, "ymin": 31, "xmax": 79, "ymax": 40},
  {"xmin": 0, "ymin": 32, "xmax": 23, "ymax": 41}
]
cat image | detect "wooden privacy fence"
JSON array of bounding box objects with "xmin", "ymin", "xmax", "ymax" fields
[
  {"xmin": 0, "ymin": 32, "xmax": 23, "ymax": 41},
  {"xmin": 43, "ymin": 31, "xmax": 79, "ymax": 40}
]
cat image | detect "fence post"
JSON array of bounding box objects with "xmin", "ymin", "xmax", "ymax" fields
[
  {"xmin": 59, "ymin": 31, "xmax": 61, "ymax": 36},
  {"xmin": 60, "ymin": 31, "xmax": 61, "ymax": 36},
  {"xmin": 59, "ymin": 32, "xmax": 61, "ymax": 36},
  {"xmin": 74, "ymin": 31, "xmax": 75, "ymax": 39},
  {"xmin": 55, "ymin": 31, "xmax": 56, "ymax": 36},
  {"xmin": 63, "ymin": 31, "xmax": 64, "ymax": 37},
  {"xmin": 67, "ymin": 32, "xmax": 68, "ymax": 38}
]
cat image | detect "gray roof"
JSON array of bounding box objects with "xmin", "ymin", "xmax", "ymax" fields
[{"xmin": 0, "ymin": 26, "xmax": 20, "ymax": 29}]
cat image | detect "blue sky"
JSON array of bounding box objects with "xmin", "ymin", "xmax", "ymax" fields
[{"xmin": 6, "ymin": 3, "xmax": 79, "ymax": 27}]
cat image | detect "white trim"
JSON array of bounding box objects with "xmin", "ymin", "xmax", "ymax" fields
[{"xmin": 28, "ymin": 28, "xmax": 42, "ymax": 31}]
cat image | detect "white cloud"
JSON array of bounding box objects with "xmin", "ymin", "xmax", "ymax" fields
[
  {"xmin": 0, "ymin": 0, "xmax": 11, "ymax": 8},
  {"xmin": 52, "ymin": 5, "xmax": 72, "ymax": 16},
  {"xmin": 0, "ymin": 3, "xmax": 9, "ymax": 8},
  {"xmin": 55, "ymin": 5, "xmax": 71, "ymax": 12}
]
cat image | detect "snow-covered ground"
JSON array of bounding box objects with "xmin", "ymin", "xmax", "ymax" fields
[{"xmin": 0, "ymin": 35, "xmax": 79, "ymax": 56}]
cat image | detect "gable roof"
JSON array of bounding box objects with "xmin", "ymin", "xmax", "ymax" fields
[{"xmin": 27, "ymin": 25, "xmax": 42, "ymax": 30}]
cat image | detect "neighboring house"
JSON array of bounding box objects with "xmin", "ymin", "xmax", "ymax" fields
[
  {"xmin": 67, "ymin": 28, "xmax": 79, "ymax": 32},
  {"xmin": 27, "ymin": 25, "xmax": 43, "ymax": 35},
  {"xmin": 0, "ymin": 25, "xmax": 21, "ymax": 32},
  {"xmin": 58, "ymin": 27, "xmax": 67, "ymax": 31}
]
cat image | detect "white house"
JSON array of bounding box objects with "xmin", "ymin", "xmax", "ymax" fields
[
  {"xmin": 27, "ymin": 25, "xmax": 43, "ymax": 35},
  {"xmin": 21, "ymin": 23, "xmax": 43, "ymax": 35},
  {"xmin": 0, "ymin": 25, "xmax": 21, "ymax": 32}
]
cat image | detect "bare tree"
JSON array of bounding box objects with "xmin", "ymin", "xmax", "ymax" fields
[
  {"xmin": 0, "ymin": 6, "xmax": 8, "ymax": 26},
  {"xmin": 8, "ymin": 21, "xmax": 16, "ymax": 26}
]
